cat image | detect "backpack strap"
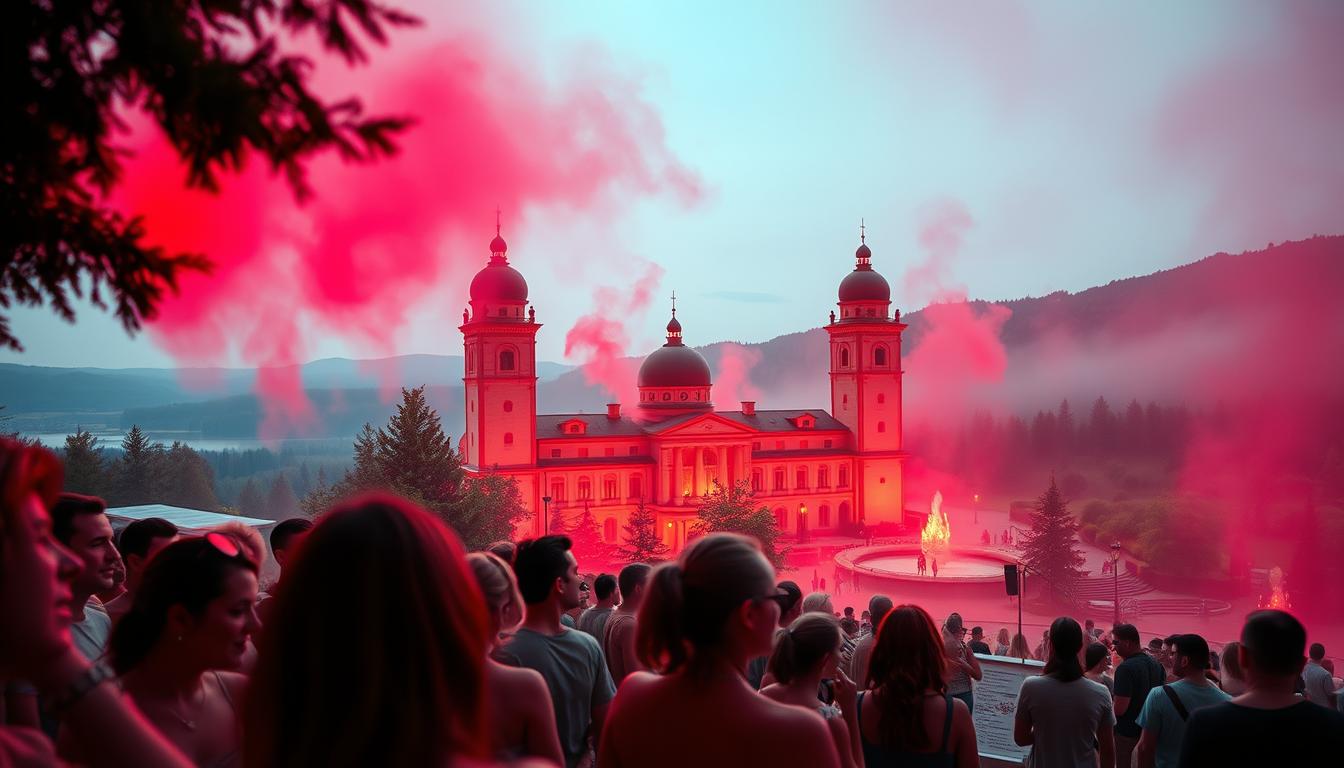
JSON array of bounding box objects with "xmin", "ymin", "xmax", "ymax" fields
[{"xmin": 1162, "ymin": 684, "xmax": 1190, "ymax": 721}]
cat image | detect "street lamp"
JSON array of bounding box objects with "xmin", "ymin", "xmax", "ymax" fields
[
  {"xmin": 542, "ymin": 495, "xmax": 551, "ymax": 535},
  {"xmin": 1110, "ymin": 541, "xmax": 1122, "ymax": 627}
]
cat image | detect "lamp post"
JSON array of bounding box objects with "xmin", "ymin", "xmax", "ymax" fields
[
  {"xmin": 542, "ymin": 495, "xmax": 551, "ymax": 535},
  {"xmin": 1110, "ymin": 541, "xmax": 1122, "ymax": 627}
]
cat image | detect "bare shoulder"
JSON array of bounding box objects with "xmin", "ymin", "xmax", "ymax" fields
[{"xmin": 489, "ymin": 659, "xmax": 549, "ymax": 697}]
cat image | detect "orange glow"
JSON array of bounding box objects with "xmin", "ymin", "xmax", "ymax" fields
[{"xmin": 921, "ymin": 490, "xmax": 950, "ymax": 559}]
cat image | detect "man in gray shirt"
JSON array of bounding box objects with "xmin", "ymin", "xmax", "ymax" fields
[
  {"xmin": 576, "ymin": 573, "xmax": 618, "ymax": 644},
  {"xmin": 1302, "ymin": 643, "xmax": 1337, "ymax": 709},
  {"xmin": 497, "ymin": 536, "xmax": 615, "ymax": 768}
]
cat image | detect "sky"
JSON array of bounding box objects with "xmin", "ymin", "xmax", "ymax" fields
[{"xmin": 6, "ymin": 0, "xmax": 1341, "ymax": 370}]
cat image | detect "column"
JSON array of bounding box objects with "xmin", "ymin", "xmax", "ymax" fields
[
  {"xmin": 661, "ymin": 448, "xmax": 672, "ymax": 503},
  {"xmin": 673, "ymin": 447, "xmax": 683, "ymax": 506},
  {"xmin": 693, "ymin": 448, "xmax": 705, "ymax": 498},
  {"xmin": 716, "ymin": 445, "xmax": 727, "ymax": 490}
]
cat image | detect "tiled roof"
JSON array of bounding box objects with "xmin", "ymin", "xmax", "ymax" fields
[
  {"xmin": 535, "ymin": 413, "xmax": 650, "ymax": 437},
  {"xmin": 535, "ymin": 408, "xmax": 852, "ymax": 437},
  {"xmin": 719, "ymin": 409, "xmax": 851, "ymax": 433}
]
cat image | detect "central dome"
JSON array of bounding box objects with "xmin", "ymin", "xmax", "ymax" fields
[{"xmin": 638, "ymin": 345, "xmax": 712, "ymax": 388}]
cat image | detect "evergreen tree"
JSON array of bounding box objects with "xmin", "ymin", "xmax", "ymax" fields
[
  {"xmin": 449, "ymin": 472, "xmax": 526, "ymax": 551},
  {"xmin": 1123, "ymin": 399, "xmax": 1145, "ymax": 453},
  {"xmin": 694, "ymin": 480, "xmax": 788, "ymax": 567},
  {"xmin": 374, "ymin": 386, "xmax": 460, "ymax": 501},
  {"xmin": 62, "ymin": 429, "xmax": 106, "ymax": 495},
  {"xmin": 296, "ymin": 462, "xmax": 313, "ymax": 498},
  {"xmin": 1088, "ymin": 396, "xmax": 1116, "ymax": 455},
  {"xmin": 300, "ymin": 467, "xmax": 337, "ymax": 519},
  {"xmin": 568, "ymin": 504, "xmax": 612, "ymax": 570},
  {"xmin": 1056, "ymin": 399, "xmax": 1075, "ymax": 456},
  {"xmin": 548, "ymin": 503, "xmax": 570, "ymax": 535},
  {"xmin": 620, "ymin": 499, "xmax": 670, "ymax": 563},
  {"xmin": 1020, "ymin": 478, "xmax": 1085, "ymax": 604},
  {"xmin": 114, "ymin": 425, "xmax": 164, "ymax": 505},
  {"xmin": 267, "ymin": 473, "xmax": 300, "ymax": 520},
  {"xmin": 237, "ymin": 479, "xmax": 266, "ymax": 518},
  {"xmin": 160, "ymin": 442, "xmax": 219, "ymax": 510}
]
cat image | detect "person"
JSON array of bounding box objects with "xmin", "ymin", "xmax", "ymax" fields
[
  {"xmin": 917, "ymin": 552, "xmax": 926, "ymax": 576},
  {"xmin": 1112, "ymin": 622, "xmax": 1165, "ymax": 768},
  {"xmin": 1009, "ymin": 632, "xmax": 1033, "ymax": 660},
  {"xmin": 968, "ymin": 627, "xmax": 991, "ymax": 656},
  {"xmin": 1134, "ymin": 634, "xmax": 1229, "ymax": 768},
  {"xmin": 0, "ymin": 439, "xmax": 194, "ymax": 767},
  {"xmin": 244, "ymin": 493, "xmax": 519, "ymax": 766},
  {"xmin": 487, "ymin": 540, "xmax": 517, "ymax": 565},
  {"xmin": 1302, "ymin": 642, "xmax": 1337, "ymax": 709},
  {"xmin": 577, "ymin": 573, "xmax": 618, "ymax": 642},
  {"xmin": 995, "ymin": 627, "xmax": 1012, "ymax": 656},
  {"xmin": 760, "ymin": 613, "xmax": 862, "ymax": 768},
  {"xmin": 496, "ymin": 536, "xmax": 614, "ymax": 768},
  {"xmin": 860, "ymin": 610, "xmax": 872, "ymax": 633},
  {"xmin": 90, "ymin": 534, "xmax": 260, "ymax": 768},
  {"xmin": 848, "ymin": 594, "xmax": 892, "ymax": 685},
  {"xmin": 1034, "ymin": 628, "xmax": 1050, "ymax": 661},
  {"xmin": 858, "ymin": 603, "xmax": 979, "ymax": 767},
  {"xmin": 467, "ymin": 551, "xmax": 564, "ymax": 765},
  {"xmin": 1014, "ymin": 617, "xmax": 1115, "ymax": 768},
  {"xmin": 598, "ymin": 534, "xmax": 839, "ymax": 767},
  {"xmin": 931, "ymin": 559, "xmax": 938, "ymax": 578},
  {"xmin": 840, "ymin": 606, "xmax": 859, "ymax": 637},
  {"xmin": 1084, "ymin": 642, "xmax": 1115, "ymax": 696},
  {"xmin": 51, "ymin": 493, "xmax": 118, "ymax": 662},
  {"xmin": 561, "ymin": 579, "xmax": 589, "ymax": 629},
  {"xmin": 1085, "ymin": 618, "xmax": 1098, "ymax": 640},
  {"xmin": 1178, "ymin": 610, "xmax": 1344, "ymax": 767},
  {"xmin": 603, "ymin": 563, "xmax": 653, "ymax": 688},
  {"xmin": 1218, "ymin": 640, "xmax": 1247, "ymax": 695},
  {"xmin": 257, "ymin": 517, "xmax": 311, "ymax": 623},
  {"xmin": 95, "ymin": 551, "xmax": 126, "ymax": 607},
  {"xmin": 747, "ymin": 580, "xmax": 803, "ymax": 690},
  {"xmin": 941, "ymin": 613, "xmax": 982, "ymax": 713},
  {"xmin": 104, "ymin": 517, "xmax": 180, "ymax": 625}
]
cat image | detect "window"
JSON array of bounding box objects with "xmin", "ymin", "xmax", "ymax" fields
[
  {"xmin": 499, "ymin": 349, "xmax": 515, "ymax": 371},
  {"xmin": 752, "ymin": 469, "xmax": 763, "ymax": 492},
  {"xmin": 842, "ymin": 394, "xmax": 848, "ymax": 405},
  {"xmin": 605, "ymin": 447, "xmax": 615, "ymax": 457},
  {"xmin": 819, "ymin": 505, "xmax": 831, "ymax": 527},
  {"xmin": 603, "ymin": 518, "xmax": 617, "ymax": 541},
  {"xmin": 824, "ymin": 439, "xmax": 833, "ymax": 448},
  {"xmin": 874, "ymin": 346, "xmax": 887, "ymax": 366},
  {"xmin": 796, "ymin": 468, "xmax": 807, "ymax": 489},
  {"xmin": 503, "ymin": 400, "xmax": 513, "ymax": 412},
  {"xmin": 752, "ymin": 441, "xmax": 761, "ymax": 451},
  {"xmin": 578, "ymin": 478, "xmax": 592, "ymax": 500},
  {"xmin": 551, "ymin": 481, "xmax": 566, "ymax": 501},
  {"xmin": 578, "ymin": 447, "xmax": 589, "ymax": 458},
  {"xmin": 628, "ymin": 446, "xmax": 639, "ymax": 455},
  {"xmin": 818, "ymin": 466, "xmax": 829, "ymax": 488},
  {"xmin": 775, "ymin": 440, "xmax": 785, "ymax": 450},
  {"xmin": 629, "ymin": 475, "xmax": 642, "ymax": 499},
  {"xmin": 800, "ymin": 440, "xmax": 809, "ymax": 449},
  {"xmin": 877, "ymin": 393, "xmax": 885, "ymax": 404},
  {"xmin": 839, "ymin": 347, "xmax": 850, "ymax": 368},
  {"xmin": 504, "ymin": 432, "xmax": 514, "ymax": 446},
  {"xmin": 551, "ymin": 448, "xmax": 561, "ymax": 458},
  {"xmin": 603, "ymin": 476, "xmax": 617, "ymax": 500},
  {"xmin": 839, "ymin": 465, "xmax": 849, "ymax": 488},
  {"xmin": 877, "ymin": 421, "xmax": 886, "ymax": 433},
  {"xmin": 774, "ymin": 507, "xmax": 788, "ymax": 529},
  {"xmin": 569, "ymin": 425, "xmax": 581, "ymax": 434},
  {"xmin": 773, "ymin": 468, "xmax": 786, "ymax": 491},
  {"xmin": 866, "ymin": 308, "xmax": 875, "ymax": 317}
]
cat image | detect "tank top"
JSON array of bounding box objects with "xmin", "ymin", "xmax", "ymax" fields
[{"xmin": 856, "ymin": 691, "xmax": 955, "ymax": 768}]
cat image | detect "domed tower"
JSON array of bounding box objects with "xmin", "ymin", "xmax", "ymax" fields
[
  {"xmin": 461, "ymin": 215, "xmax": 540, "ymax": 470},
  {"xmin": 825, "ymin": 222, "xmax": 906, "ymax": 524},
  {"xmin": 636, "ymin": 296, "xmax": 713, "ymax": 419}
]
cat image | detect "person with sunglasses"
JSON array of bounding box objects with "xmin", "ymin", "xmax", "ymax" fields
[
  {"xmin": 87, "ymin": 533, "xmax": 260, "ymax": 768},
  {"xmin": 598, "ymin": 533, "xmax": 840, "ymax": 767}
]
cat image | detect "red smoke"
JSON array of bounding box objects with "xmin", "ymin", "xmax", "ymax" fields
[
  {"xmin": 112, "ymin": 20, "xmax": 699, "ymax": 438},
  {"xmin": 711, "ymin": 343, "xmax": 763, "ymax": 407},
  {"xmin": 563, "ymin": 262, "xmax": 665, "ymax": 407}
]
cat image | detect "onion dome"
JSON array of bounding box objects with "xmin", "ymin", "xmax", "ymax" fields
[
  {"xmin": 838, "ymin": 224, "xmax": 890, "ymax": 302},
  {"xmin": 469, "ymin": 219, "xmax": 528, "ymax": 303},
  {"xmin": 637, "ymin": 303, "xmax": 712, "ymax": 388}
]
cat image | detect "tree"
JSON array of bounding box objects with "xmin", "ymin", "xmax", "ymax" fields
[
  {"xmin": 114, "ymin": 424, "xmax": 164, "ymax": 505},
  {"xmin": 300, "ymin": 467, "xmax": 336, "ymax": 518},
  {"xmin": 237, "ymin": 479, "xmax": 266, "ymax": 518},
  {"xmin": 62, "ymin": 429, "xmax": 106, "ymax": 495},
  {"xmin": 1020, "ymin": 478, "xmax": 1085, "ymax": 604},
  {"xmin": 449, "ymin": 472, "xmax": 526, "ymax": 551},
  {"xmin": 1056, "ymin": 399, "xmax": 1075, "ymax": 456},
  {"xmin": 548, "ymin": 503, "xmax": 570, "ymax": 535},
  {"xmin": 693, "ymin": 481, "xmax": 788, "ymax": 567},
  {"xmin": 620, "ymin": 499, "xmax": 670, "ymax": 563},
  {"xmin": 2, "ymin": 0, "xmax": 415, "ymax": 350},
  {"xmin": 267, "ymin": 473, "xmax": 300, "ymax": 520},
  {"xmin": 568, "ymin": 503, "xmax": 613, "ymax": 570},
  {"xmin": 160, "ymin": 442, "xmax": 218, "ymax": 510}
]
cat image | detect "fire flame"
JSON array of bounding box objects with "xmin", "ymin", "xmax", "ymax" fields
[{"xmin": 921, "ymin": 490, "xmax": 951, "ymax": 558}]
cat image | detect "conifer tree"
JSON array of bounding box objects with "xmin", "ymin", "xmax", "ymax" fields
[
  {"xmin": 237, "ymin": 479, "xmax": 266, "ymax": 518},
  {"xmin": 1021, "ymin": 477, "xmax": 1085, "ymax": 603},
  {"xmin": 62, "ymin": 429, "xmax": 105, "ymax": 495},
  {"xmin": 620, "ymin": 499, "xmax": 670, "ymax": 563},
  {"xmin": 115, "ymin": 425, "xmax": 164, "ymax": 505},
  {"xmin": 568, "ymin": 504, "xmax": 612, "ymax": 570},
  {"xmin": 694, "ymin": 480, "xmax": 788, "ymax": 567},
  {"xmin": 548, "ymin": 503, "xmax": 570, "ymax": 535},
  {"xmin": 267, "ymin": 473, "xmax": 300, "ymax": 520},
  {"xmin": 161, "ymin": 442, "xmax": 218, "ymax": 510}
]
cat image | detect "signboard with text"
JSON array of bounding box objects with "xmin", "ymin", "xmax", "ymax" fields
[{"xmin": 972, "ymin": 654, "xmax": 1044, "ymax": 765}]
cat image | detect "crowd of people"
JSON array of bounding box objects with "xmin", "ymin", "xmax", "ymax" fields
[{"xmin": 2, "ymin": 437, "xmax": 1343, "ymax": 767}]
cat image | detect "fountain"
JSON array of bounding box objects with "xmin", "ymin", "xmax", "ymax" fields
[
  {"xmin": 1258, "ymin": 565, "xmax": 1292, "ymax": 610},
  {"xmin": 921, "ymin": 490, "xmax": 951, "ymax": 561}
]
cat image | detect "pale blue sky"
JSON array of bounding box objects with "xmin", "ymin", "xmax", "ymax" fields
[{"xmin": 8, "ymin": 1, "xmax": 1339, "ymax": 369}]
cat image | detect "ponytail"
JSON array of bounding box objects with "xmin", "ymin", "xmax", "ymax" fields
[
  {"xmin": 636, "ymin": 563, "xmax": 686, "ymax": 672},
  {"xmin": 768, "ymin": 613, "xmax": 842, "ymax": 685},
  {"xmin": 1042, "ymin": 616, "xmax": 1085, "ymax": 683}
]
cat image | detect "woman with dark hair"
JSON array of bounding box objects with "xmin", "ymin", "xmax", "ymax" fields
[
  {"xmin": 243, "ymin": 494, "xmax": 532, "ymax": 768},
  {"xmin": 598, "ymin": 533, "xmax": 839, "ymax": 767},
  {"xmin": 99, "ymin": 533, "xmax": 261, "ymax": 768},
  {"xmin": 0, "ymin": 439, "xmax": 190, "ymax": 767},
  {"xmin": 857, "ymin": 604, "xmax": 978, "ymax": 767},
  {"xmin": 1014, "ymin": 617, "xmax": 1115, "ymax": 768},
  {"xmin": 1219, "ymin": 641, "xmax": 1247, "ymax": 695},
  {"xmin": 760, "ymin": 613, "xmax": 861, "ymax": 768},
  {"xmin": 466, "ymin": 551, "xmax": 563, "ymax": 765}
]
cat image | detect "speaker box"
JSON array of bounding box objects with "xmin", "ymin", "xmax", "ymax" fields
[{"xmin": 1004, "ymin": 564, "xmax": 1019, "ymax": 596}]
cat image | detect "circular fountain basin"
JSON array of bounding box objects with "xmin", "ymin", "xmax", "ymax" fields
[{"xmin": 837, "ymin": 544, "xmax": 1018, "ymax": 592}]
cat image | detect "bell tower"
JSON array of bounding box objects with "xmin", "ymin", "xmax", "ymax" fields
[
  {"xmin": 461, "ymin": 216, "xmax": 539, "ymax": 470},
  {"xmin": 825, "ymin": 222, "xmax": 906, "ymax": 524}
]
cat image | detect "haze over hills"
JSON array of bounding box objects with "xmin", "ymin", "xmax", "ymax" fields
[{"xmin": 6, "ymin": 236, "xmax": 1341, "ymax": 443}]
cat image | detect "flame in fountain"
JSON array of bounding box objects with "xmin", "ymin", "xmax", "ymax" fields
[
  {"xmin": 921, "ymin": 490, "xmax": 951, "ymax": 559},
  {"xmin": 1258, "ymin": 565, "xmax": 1292, "ymax": 610}
]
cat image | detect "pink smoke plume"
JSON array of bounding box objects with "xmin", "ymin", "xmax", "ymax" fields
[
  {"xmin": 712, "ymin": 344, "xmax": 763, "ymax": 407},
  {"xmin": 563, "ymin": 262, "xmax": 666, "ymax": 406},
  {"xmin": 111, "ymin": 23, "xmax": 700, "ymax": 439}
]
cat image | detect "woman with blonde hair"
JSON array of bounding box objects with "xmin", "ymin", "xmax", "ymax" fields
[
  {"xmin": 599, "ymin": 533, "xmax": 839, "ymax": 767},
  {"xmin": 466, "ymin": 551, "xmax": 563, "ymax": 765},
  {"xmin": 1219, "ymin": 640, "xmax": 1247, "ymax": 695}
]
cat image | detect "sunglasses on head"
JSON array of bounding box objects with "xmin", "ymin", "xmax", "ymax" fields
[
  {"xmin": 760, "ymin": 588, "xmax": 794, "ymax": 610},
  {"xmin": 204, "ymin": 531, "xmax": 242, "ymax": 558}
]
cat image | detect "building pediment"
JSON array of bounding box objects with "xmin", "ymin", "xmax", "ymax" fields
[{"xmin": 649, "ymin": 412, "xmax": 759, "ymax": 437}]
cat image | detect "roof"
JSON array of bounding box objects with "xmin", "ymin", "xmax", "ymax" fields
[
  {"xmin": 536, "ymin": 413, "xmax": 650, "ymax": 437},
  {"xmin": 719, "ymin": 409, "xmax": 851, "ymax": 433},
  {"xmin": 537, "ymin": 455, "xmax": 657, "ymax": 467},
  {"xmin": 106, "ymin": 504, "xmax": 275, "ymax": 531}
]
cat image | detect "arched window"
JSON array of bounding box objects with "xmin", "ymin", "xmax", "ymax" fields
[
  {"xmin": 504, "ymin": 432, "xmax": 514, "ymax": 445},
  {"xmin": 603, "ymin": 518, "xmax": 617, "ymax": 541},
  {"xmin": 877, "ymin": 393, "xmax": 885, "ymax": 404},
  {"xmin": 874, "ymin": 346, "xmax": 887, "ymax": 366},
  {"xmin": 503, "ymin": 400, "xmax": 513, "ymax": 412},
  {"xmin": 629, "ymin": 475, "xmax": 642, "ymax": 499},
  {"xmin": 796, "ymin": 467, "xmax": 807, "ymax": 489},
  {"xmin": 877, "ymin": 421, "xmax": 886, "ymax": 433},
  {"xmin": 839, "ymin": 465, "xmax": 849, "ymax": 488},
  {"xmin": 819, "ymin": 504, "xmax": 831, "ymax": 527},
  {"xmin": 578, "ymin": 477, "xmax": 592, "ymax": 500},
  {"xmin": 499, "ymin": 349, "xmax": 516, "ymax": 371},
  {"xmin": 603, "ymin": 475, "xmax": 617, "ymax": 500},
  {"xmin": 839, "ymin": 501, "xmax": 851, "ymax": 526},
  {"xmin": 839, "ymin": 347, "xmax": 850, "ymax": 368},
  {"xmin": 818, "ymin": 466, "xmax": 829, "ymax": 488},
  {"xmin": 774, "ymin": 507, "xmax": 788, "ymax": 530}
]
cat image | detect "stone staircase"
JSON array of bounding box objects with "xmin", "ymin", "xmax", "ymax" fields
[{"xmin": 1070, "ymin": 573, "xmax": 1153, "ymax": 601}]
